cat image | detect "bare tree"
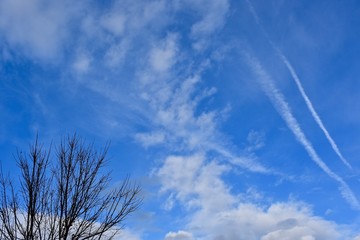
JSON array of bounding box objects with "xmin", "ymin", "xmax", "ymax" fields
[{"xmin": 0, "ymin": 135, "xmax": 141, "ymax": 240}]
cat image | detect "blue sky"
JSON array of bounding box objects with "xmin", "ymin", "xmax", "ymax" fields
[{"xmin": 1, "ymin": 0, "xmax": 360, "ymax": 239}]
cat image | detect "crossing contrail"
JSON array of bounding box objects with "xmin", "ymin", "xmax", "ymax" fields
[{"xmin": 246, "ymin": 0, "xmax": 352, "ymax": 170}]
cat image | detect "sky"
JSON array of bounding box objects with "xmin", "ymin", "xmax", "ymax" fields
[{"xmin": 1, "ymin": 0, "xmax": 360, "ymax": 239}]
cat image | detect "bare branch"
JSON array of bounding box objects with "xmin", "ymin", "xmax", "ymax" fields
[{"xmin": 0, "ymin": 134, "xmax": 141, "ymax": 240}]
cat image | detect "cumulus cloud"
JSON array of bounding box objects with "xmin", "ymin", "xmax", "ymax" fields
[
  {"xmin": 158, "ymin": 154, "xmax": 234, "ymax": 211},
  {"xmin": 191, "ymin": 203, "xmax": 342, "ymax": 240},
  {"xmin": 157, "ymin": 153, "xmax": 354, "ymax": 239}
]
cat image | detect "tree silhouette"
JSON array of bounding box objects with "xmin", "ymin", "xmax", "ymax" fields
[{"xmin": 0, "ymin": 135, "xmax": 141, "ymax": 240}]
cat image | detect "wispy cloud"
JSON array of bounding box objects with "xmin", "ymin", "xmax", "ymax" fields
[
  {"xmin": 246, "ymin": 0, "xmax": 352, "ymax": 170},
  {"xmin": 134, "ymin": 30, "xmax": 270, "ymax": 173},
  {"xmin": 0, "ymin": 0, "xmax": 75, "ymax": 61},
  {"xmin": 244, "ymin": 52, "xmax": 359, "ymax": 209}
]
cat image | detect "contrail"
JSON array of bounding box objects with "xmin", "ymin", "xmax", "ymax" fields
[
  {"xmin": 246, "ymin": 0, "xmax": 352, "ymax": 170},
  {"xmin": 245, "ymin": 53, "xmax": 359, "ymax": 209},
  {"xmin": 279, "ymin": 56, "xmax": 352, "ymax": 169}
]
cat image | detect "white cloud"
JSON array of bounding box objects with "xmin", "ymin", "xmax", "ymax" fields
[
  {"xmin": 187, "ymin": 0, "xmax": 229, "ymax": 50},
  {"xmin": 72, "ymin": 52, "xmax": 92, "ymax": 74},
  {"xmin": 0, "ymin": 0, "xmax": 72, "ymax": 60},
  {"xmin": 100, "ymin": 13, "xmax": 126, "ymax": 36},
  {"xmin": 0, "ymin": 0, "xmax": 233, "ymax": 140},
  {"xmin": 135, "ymin": 131, "xmax": 166, "ymax": 147},
  {"xmin": 208, "ymin": 144, "xmax": 269, "ymax": 173},
  {"xmin": 104, "ymin": 40, "xmax": 129, "ymax": 67},
  {"xmin": 157, "ymin": 153, "xmax": 355, "ymax": 240},
  {"xmin": 149, "ymin": 33, "xmax": 179, "ymax": 73},
  {"xmin": 165, "ymin": 230, "xmax": 194, "ymax": 240},
  {"xmin": 136, "ymin": 33, "xmax": 269, "ymax": 176},
  {"xmin": 158, "ymin": 154, "xmax": 206, "ymax": 204},
  {"xmin": 0, "ymin": 0, "xmax": 169, "ymax": 64},
  {"xmin": 120, "ymin": 0, "xmax": 168, "ymax": 32},
  {"xmin": 246, "ymin": 130, "xmax": 265, "ymax": 152},
  {"xmin": 138, "ymin": 68, "xmax": 267, "ymax": 172},
  {"xmin": 190, "ymin": 0, "xmax": 229, "ymax": 37},
  {"xmin": 190, "ymin": 203, "xmax": 342, "ymax": 240},
  {"xmin": 114, "ymin": 228, "xmax": 141, "ymax": 240}
]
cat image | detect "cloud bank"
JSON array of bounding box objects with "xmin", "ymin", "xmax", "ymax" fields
[{"xmin": 158, "ymin": 153, "xmax": 353, "ymax": 239}]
